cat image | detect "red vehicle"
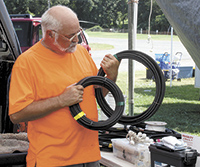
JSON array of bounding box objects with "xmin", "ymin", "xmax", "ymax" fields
[
  {"xmin": 10, "ymin": 14, "xmax": 41, "ymax": 52},
  {"xmin": 11, "ymin": 14, "xmax": 91, "ymax": 53}
]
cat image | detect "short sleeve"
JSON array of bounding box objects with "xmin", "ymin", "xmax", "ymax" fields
[{"xmin": 9, "ymin": 61, "xmax": 35, "ymax": 115}]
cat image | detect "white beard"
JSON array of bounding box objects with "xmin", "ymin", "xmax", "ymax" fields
[
  {"xmin": 65, "ymin": 43, "xmax": 77, "ymax": 53},
  {"xmin": 54, "ymin": 35, "xmax": 77, "ymax": 53}
]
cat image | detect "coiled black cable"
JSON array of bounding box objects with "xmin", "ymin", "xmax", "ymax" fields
[
  {"xmin": 95, "ymin": 50, "xmax": 165, "ymax": 125},
  {"xmin": 69, "ymin": 76, "xmax": 125, "ymax": 130}
]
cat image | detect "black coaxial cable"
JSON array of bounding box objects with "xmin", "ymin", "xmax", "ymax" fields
[
  {"xmin": 95, "ymin": 50, "xmax": 165, "ymax": 125},
  {"xmin": 69, "ymin": 76, "xmax": 125, "ymax": 130}
]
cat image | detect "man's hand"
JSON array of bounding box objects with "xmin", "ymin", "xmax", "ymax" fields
[
  {"xmin": 100, "ymin": 54, "xmax": 120, "ymax": 96},
  {"xmin": 100, "ymin": 54, "xmax": 120, "ymax": 82},
  {"xmin": 58, "ymin": 84, "xmax": 84, "ymax": 107},
  {"xmin": 10, "ymin": 83, "xmax": 84, "ymax": 124}
]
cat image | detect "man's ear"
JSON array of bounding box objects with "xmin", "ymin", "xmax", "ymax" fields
[{"xmin": 46, "ymin": 30, "xmax": 53, "ymax": 38}]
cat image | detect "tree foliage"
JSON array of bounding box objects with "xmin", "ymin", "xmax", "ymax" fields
[{"xmin": 4, "ymin": 0, "xmax": 169, "ymax": 31}]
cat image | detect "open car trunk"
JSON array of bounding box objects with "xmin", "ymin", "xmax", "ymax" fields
[
  {"xmin": 0, "ymin": 0, "xmax": 21, "ymax": 133},
  {"xmin": 0, "ymin": 1, "xmax": 27, "ymax": 166}
]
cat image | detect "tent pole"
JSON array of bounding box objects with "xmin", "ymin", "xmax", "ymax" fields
[
  {"xmin": 128, "ymin": 0, "xmax": 139, "ymax": 116},
  {"xmin": 170, "ymin": 26, "xmax": 173, "ymax": 87}
]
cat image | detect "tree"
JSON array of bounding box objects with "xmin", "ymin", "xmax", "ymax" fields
[
  {"xmin": 28, "ymin": 0, "xmax": 50, "ymax": 16},
  {"xmin": 4, "ymin": 0, "xmax": 29, "ymax": 14},
  {"xmin": 115, "ymin": 0, "xmax": 128, "ymax": 29},
  {"xmin": 138, "ymin": 0, "xmax": 169, "ymax": 32},
  {"xmin": 4, "ymin": 0, "xmax": 170, "ymax": 32},
  {"xmin": 67, "ymin": 0, "xmax": 94, "ymax": 28},
  {"xmin": 88, "ymin": 0, "xmax": 128, "ymax": 29}
]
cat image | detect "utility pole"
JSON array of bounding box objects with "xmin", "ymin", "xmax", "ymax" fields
[{"xmin": 128, "ymin": 0, "xmax": 139, "ymax": 116}]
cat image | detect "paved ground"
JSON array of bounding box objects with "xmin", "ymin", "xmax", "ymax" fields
[{"xmin": 88, "ymin": 37, "xmax": 195, "ymax": 72}]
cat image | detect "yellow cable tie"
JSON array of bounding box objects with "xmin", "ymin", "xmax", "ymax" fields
[{"xmin": 74, "ymin": 111, "xmax": 85, "ymax": 121}]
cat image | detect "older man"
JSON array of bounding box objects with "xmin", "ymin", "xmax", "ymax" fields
[{"xmin": 9, "ymin": 5, "xmax": 119, "ymax": 167}]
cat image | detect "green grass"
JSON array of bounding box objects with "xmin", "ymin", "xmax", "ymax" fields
[
  {"xmin": 90, "ymin": 31, "xmax": 200, "ymax": 137},
  {"xmin": 116, "ymin": 70, "xmax": 200, "ymax": 136},
  {"xmin": 86, "ymin": 31, "xmax": 180, "ymax": 41},
  {"xmin": 89, "ymin": 43, "xmax": 114, "ymax": 51},
  {"xmin": 87, "ymin": 31, "xmax": 180, "ymax": 51}
]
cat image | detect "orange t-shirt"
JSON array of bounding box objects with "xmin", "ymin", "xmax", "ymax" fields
[{"xmin": 9, "ymin": 41, "xmax": 100, "ymax": 167}]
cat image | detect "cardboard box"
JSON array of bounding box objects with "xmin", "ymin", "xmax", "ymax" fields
[{"xmin": 182, "ymin": 133, "xmax": 200, "ymax": 166}]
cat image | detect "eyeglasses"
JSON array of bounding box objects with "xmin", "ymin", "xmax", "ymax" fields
[{"xmin": 51, "ymin": 28, "xmax": 82, "ymax": 42}]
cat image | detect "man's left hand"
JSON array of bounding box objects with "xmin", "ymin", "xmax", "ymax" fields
[{"xmin": 100, "ymin": 54, "xmax": 120, "ymax": 82}]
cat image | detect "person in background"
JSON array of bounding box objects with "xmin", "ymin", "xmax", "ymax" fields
[{"xmin": 9, "ymin": 5, "xmax": 119, "ymax": 167}]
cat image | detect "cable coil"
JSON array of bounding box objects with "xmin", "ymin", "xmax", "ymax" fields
[
  {"xmin": 95, "ymin": 50, "xmax": 166, "ymax": 125},
  {"xmin": 69, "ymin": 76, "xmax": 125, "ymax": 130}
]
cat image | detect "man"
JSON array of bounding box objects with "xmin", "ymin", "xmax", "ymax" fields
[{"xmin": 9, "ymin": 5, "xmax": 119, "ymax": 167}]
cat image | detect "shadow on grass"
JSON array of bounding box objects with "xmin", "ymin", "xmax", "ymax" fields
[
  {"xmin": 134, "ymin": 84, "xmax": 200, "ymax": 101},
  {"xmin": 133, "ymin": 102, "xmax": 200, "ymax": 135},
  {"xmin": 164, "ymin": 84, "xmax": 200, "ymax": 101},
  {"xmin": 149, "ymin": 103, "xmax": 200, "ymax": 134},
  {"xmin": 133, "ymin": 84, "xmax": 200, "ymax": 135}
]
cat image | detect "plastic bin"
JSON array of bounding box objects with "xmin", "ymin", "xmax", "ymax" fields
[
  {"xmin": 111, "ymin": 138, "xmax": 150, "ymax": 166},
  {"xmin": 149, "ymin": 144, "xmax": 197, "ymax": 167},
  {"xmin": 178, "ymin": 66, "xmax": 193, "ymax": 79}
]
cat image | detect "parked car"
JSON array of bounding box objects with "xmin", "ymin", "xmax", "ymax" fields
[
  {"xmin": 10, "ymin": 14, "xmax": 91, "ymax": 53},
  {"xmin": 0, "ymin": 1, "xmax": 21, "ymax": 134},
  {"xmin": 10, "ymin": 14, "xmax": 41, "ymax": 53},
  {"xmin": 0, "ymin": 0, "xmax": 26, "ymax": 164}
]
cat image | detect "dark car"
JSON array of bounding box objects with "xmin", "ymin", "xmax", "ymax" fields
[
  {"xmin": 0, "ymin": 1, "xmax": 21, "ymax": 133},
  {"xmin": 0, "ymin": 1, "xmax": 26, "ymax": 165}
]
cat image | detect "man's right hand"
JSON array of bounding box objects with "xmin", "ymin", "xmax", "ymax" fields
[
  {"xmin": 58, "ymin": 84, "xmax": 84, "ymax": 107},
  {"xmin": 10, "ymin": 84, "xmax": 84, "ymax": 124}
]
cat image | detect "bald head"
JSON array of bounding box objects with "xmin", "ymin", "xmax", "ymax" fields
[{"xmin": 41, "ymin": 5, "xmax": 80, "ymax": 37}]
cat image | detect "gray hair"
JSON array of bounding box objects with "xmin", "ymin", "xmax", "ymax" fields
[{"xmin": 41, "ymin": 5, "xmax": 63, "ymax": 38}]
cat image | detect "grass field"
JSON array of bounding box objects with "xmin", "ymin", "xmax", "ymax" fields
[
  {"xmin": 86, "ymin": 31, "xmax": 180, "ymax": 41},
  {"xmin": 116, "ymin": 70, "xmax": 200, "ymax": 136},
  {"xmin": 89, "ymin": 31, "xmax": 200, "ymax": 136},
  {"xmin": 89, "ymin": 43, "xmax": 114, "ymax": 51}
]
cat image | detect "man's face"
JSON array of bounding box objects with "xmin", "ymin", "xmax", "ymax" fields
[
  {"xmin": 52, "ymin": 28, "xmax": 82, "ymax": 54},
  {"xmin": 53, "ymin": 34, "xmax": 77, "ymax": 53}
]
